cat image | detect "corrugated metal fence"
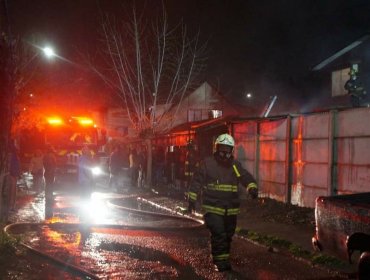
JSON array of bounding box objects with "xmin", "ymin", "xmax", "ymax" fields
[{"xmin": 231, "ymin": 107, "xmax": 370, "ymax": 208}]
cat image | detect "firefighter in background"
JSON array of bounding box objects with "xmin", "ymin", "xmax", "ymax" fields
[
  {"xmin": 43, "ymin": 145, "xmax": 57, "ymax": 219},
  {"xmin": 344, "ymin": 67, "xmax": 367, "ymax": 107},
  {"xmin": 184, "ymin": 140, "xmax": 198, "ymax": 188},
  {"xmin": 188, "ymin": 133, "xmax": 258, "ymax": 272},
  {"xmin": 29, "ymin": 149, "xmax": 44, "ymax": 193},
  {"xmin": 78, "ymin": 146, "xmax": 93, "ymax": 200},
  {"xmin": 109, "ymin": 145, "xmax": 125, "ymax": 192},
  {"xmin": 177, "ymin": 146, "xmax": 187, "ymax": 189}
]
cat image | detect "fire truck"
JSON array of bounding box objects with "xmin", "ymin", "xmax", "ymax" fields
[{"xmin": 23, "ymin": 115, "xmax": 108, "ymax": 188}]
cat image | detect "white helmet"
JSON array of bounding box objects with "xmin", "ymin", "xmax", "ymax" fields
[{"xmin": 215, "ymin": 133, "xmax": 235, "ymax": 147}]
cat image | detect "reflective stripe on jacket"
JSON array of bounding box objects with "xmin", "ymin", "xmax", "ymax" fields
[{"xmin": 188, "ymin": 155, "xmax": 257, "ymax": 215}]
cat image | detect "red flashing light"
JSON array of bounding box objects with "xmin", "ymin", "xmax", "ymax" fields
[
  {"xmin": 72, "ymin": 116, "xmax": 94, "ymax": 126},
  {"xmin": 47, "ymin": 117, "xmax": 63, "ymax": 125},
  {"xmin": 79, "ymin": 119, "xmax": 94, "ymax": 125}
]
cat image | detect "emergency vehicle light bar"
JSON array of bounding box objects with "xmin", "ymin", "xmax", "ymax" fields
[
  {"xmin": 72, "ymin": 117, "xmax": 94, "ymax": 126},
  {"xmin": 47, "ymin": 117, "xmax": 63, "ymax": 125}
]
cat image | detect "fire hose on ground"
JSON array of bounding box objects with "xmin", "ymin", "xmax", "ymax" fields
[{"xmin": 3, "ymin": 196, "xmax": 204, "ymax": 280}]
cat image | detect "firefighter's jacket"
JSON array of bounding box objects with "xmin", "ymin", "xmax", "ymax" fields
[
  {"xmin": 184, "ymin": 150, "xmax": 198, "ymax": 177},
  {"xmin": 188, "ymin": 155, "xmax": 257, "ymax": 216}
]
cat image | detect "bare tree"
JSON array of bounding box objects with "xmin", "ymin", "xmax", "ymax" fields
[
  {"xmin": 92, "ymin": 2, "xmax": 207, "ymax": 186},
  {"xmin": 0, "ymin": 1, "xmax": 39, "ymax": 218},
  {"xmin": 0, "ymin": 0, "xmax": 46, "ymax": 219}
]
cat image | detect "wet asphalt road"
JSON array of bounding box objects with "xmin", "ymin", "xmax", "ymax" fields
[{"xmin": 6, "ymin": 183, "xmax": 347, "ymax": 280}]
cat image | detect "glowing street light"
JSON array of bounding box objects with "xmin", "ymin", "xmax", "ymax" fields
[
  {"xmin": 42, "ymin": 46, "xmax": 56, "ymax": 59},
  {"xmin": 36, "ymin": 44, "xmax": 73, "ymax": 65},
  {"xmin": 21, "ymin": 44, "xmax": 57, "ymax": 70}
]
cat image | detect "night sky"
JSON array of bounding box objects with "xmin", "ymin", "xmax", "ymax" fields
[{"xmin": 7, "ymin": 0, "xmax": 370, "ymax": 113}]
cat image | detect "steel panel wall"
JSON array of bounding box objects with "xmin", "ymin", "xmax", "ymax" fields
[
  {"xmin": 260, "ymin": 119, "xmax": 287, "ymax": 139},
  {"xmin": 259, "ymin": 161, "xmax": 286, "ymax": 183},
  {"xmin": 337, "ymin": 138, "xmax": 370, "ymax": 164},
  {"xmin": 258, "ymin": 119, "xmax": 288, "ymax": 202},
  {"xmin": 301, "ymin": 139, "xmax": 329, "ymax": 163},
  {"xmin": 229, "ymin": 107, "xmax": 370, "ymax": 209},
  {"xmin": 337, "ymin": 165, "xmax": 370, "ymax": 193},
  {"xmin": 290, "ymin": 113, "xmax": 331, "ymax": 207},
  {"xmin": 233, "ymin": 122, "xmax": 257, "ymax": 177},
  {"xmin": 335, "ymin": 108, "xmax": 370, "ymax": 194},
  {"xmin": 337, "ymin": 108, "xmax": 370, "ymax": 137},
  {"xmin": 260, "ymin": 141, "xmax": 287, "ymax": 161},
  {"xmin": 291, "ymin": 113, "xmax": 330, "ymax": 138},
  {"xmin": 301, "ymin": 163, "xmax": 328, "ymax": 188},
  {"xmin": 261, "ymin": 181, "xmax": 287, "ymax": 202}
]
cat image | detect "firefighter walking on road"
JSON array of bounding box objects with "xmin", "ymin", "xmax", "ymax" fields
[{"xmin": 187, "ymin": 133, "xmax": 258, "ymax": 272}]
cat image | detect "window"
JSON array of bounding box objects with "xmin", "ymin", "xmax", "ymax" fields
[
  {"xmin": 188, "ymin": 109, "xmax": 203, "ymax": 122},
  {"xmin": 332, "ymin": 67, "xmax": 350, "ymax": 97},
  {"xmin": 188, "ymin": 109, "xmax": 223, "ymax": 122},
  {"xmin": 209, "ymin": 110, "xmax": 223, "ymax": 119}
]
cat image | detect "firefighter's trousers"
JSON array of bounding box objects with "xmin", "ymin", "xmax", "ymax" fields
[
  {"xmin": 204, "ymin": 212, "xmax": 237, "ymax": 267},
  {"xmin": 44, "ymin": 176, "xmax": 55, "ymax": 219}
]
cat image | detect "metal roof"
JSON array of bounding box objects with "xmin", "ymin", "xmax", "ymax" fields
[{"xmin": 312, "ymin": 34, "xmax": 370, "ymax": 71}]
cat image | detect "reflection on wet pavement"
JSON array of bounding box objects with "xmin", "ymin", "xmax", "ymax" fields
[
  {"xmin": 6, "ymin": 188, "xmax": 345, "ymax": 280},
  {"xmin": 7, "ymin": 190, "xmax": 213, "ymax": 279}
]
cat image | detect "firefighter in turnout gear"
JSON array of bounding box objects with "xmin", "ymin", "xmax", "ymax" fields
[
  {"xmin": 184, "ymin": 140, "xmax": 198, "ymax": 187},
  {"xmin": 344, "ymin": 67, "xmax": 367, "ymax": 107},
  {"xmin": 188, "ymin": 133, "xmax": 258, "ymax": 272}
]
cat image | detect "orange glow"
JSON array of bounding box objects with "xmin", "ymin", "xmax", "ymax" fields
[
  {"xmin": 294, "ymin": 116, "xmax": 305, "ymax": 183},
  {"xmin": 47, "ymin": 117, "xmax": 63, "ymax": 125},
  {"xmin": 72, "ymin": 117, "xmax": 94, "ymax": 126},
  {"xmin": 79, "ymin": 119, "xmax": 94, "ymax": 125},
  {"xmin": 43, "ymin": 227, "xmax": 81, "ymax": 251}
]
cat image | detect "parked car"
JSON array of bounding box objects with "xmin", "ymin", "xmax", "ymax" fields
[{"xmin": 312, "ymin": 193, "xmax": 370, "ymax": 279}]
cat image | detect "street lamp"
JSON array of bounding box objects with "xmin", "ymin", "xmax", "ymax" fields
[
  {"xmin": 21, "ymin": 44, "xmax": 57, "ymax": 70},
  {"xmin": 42, "ymin": 46, "xmax": 56, "ymax": 59}
]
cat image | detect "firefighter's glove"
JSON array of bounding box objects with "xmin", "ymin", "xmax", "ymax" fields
[
  {"xmin": 248, "ymin": 187, "xmax": 258, "ymax": 199},
  {"xmin": 184, "ymin": 192, "xmax": 189, "ymax": 201},
  {"xmin": 246, "ymin": 182, "xmax": 258, "ymax": 199},
  {"xmin": 188, "ymin": 200, "xmax": 196, "ymax": 213}
]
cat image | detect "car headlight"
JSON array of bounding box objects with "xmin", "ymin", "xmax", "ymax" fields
[{"xmin": 91, "ymin": 166, "xmax": 103, "ymax": 176}]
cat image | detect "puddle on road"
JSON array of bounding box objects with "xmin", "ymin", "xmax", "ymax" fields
[
  {"xmin": 13, "ymin": 224, "xmax": 204, "ymax": 279},
  {"xmin": 8, "ymin": 193, "xmax": 210, "ymax": 279},
  {"xmin": 97, "ymin": 241, "xmax": 197, "ymax": 279}
]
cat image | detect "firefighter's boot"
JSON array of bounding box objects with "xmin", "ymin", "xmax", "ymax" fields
[{"xmin": 214, "ymin": 261, "xmax": 232, "ymax": 272}]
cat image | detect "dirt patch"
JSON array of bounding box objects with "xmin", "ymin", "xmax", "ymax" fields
[{"xmin": 241, "ymin": 197, "xmax": 315, "ymax": 227}]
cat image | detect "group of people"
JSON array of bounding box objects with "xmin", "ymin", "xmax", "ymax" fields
[
  {"xmin": 13, "ymin": 132, "xmax": 257, "ymax": 273},
  {"xmin": 108, "ymin": 144, "xmax": 147, "ymax": 192},
  {"xmin": 8, "ymin": 144, "xmax": 57, "ymax": 215},
  {"xmin": 28, "ymin": 146, "xmax": 59, "ymax": 198},
  {"xmin": 12, "ymin": 144, "xmax": 95, "ymax": 218},
  {"xmin": 152, "ymin": 144, "xmax": 199, "ymax": 190}
]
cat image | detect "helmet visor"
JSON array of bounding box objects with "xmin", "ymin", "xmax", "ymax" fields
[
  {"xmin": 216, "ymin": 144, "xmax": 233, "ymax": 160},
  {"xmin": 218, "ymin": 150, "xmax": 232, "ymax": 159}
]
